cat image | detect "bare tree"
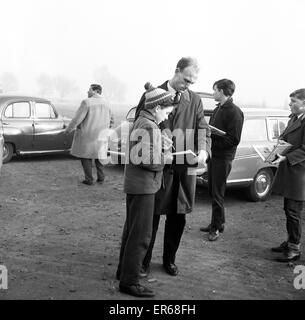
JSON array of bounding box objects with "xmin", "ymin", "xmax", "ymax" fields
[
  {"xmin": 0, "ymin": 72, "xmax": 19, "ymax": 92},
  {"xmin": 93, "ymin": 66, "xmax": 126, "ymax": 103},
  {"xmin": 53, "ymin": 75, "xmax": 79, "ymax": 99}
]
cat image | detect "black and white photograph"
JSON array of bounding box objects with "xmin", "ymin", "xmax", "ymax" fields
[{"xmin": 0, "ymin": 0, "xmax": 305, "ymax": 306}]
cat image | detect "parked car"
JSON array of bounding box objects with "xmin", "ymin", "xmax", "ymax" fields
[
  {"xmin": 0, "ymin": 95, "xmax": 74, "ymax": 163},
  {"xmin": 0, "ymin": 121, "xmax": 4, "ymax": 171},
  {"xmin": 109, "ymin": 93, "xmax": 290, "ymax": 201}
]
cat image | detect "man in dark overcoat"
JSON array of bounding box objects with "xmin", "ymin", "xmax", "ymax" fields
[
  {"xmin": 136, "ymin": 57, "xmax": 212, "ymax": 276},
  {"xmin": 271, "ymin": 88, "xmax": 305, "ymax": 262}
]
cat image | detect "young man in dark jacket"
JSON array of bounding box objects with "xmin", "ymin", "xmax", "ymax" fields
[
  {"xmin": 271, "ymin": 88, "xmax": 305, "ymax": 262},
  {"xmin": 200, "ymin": 79, "xmax": 244, "ymax": 241}
]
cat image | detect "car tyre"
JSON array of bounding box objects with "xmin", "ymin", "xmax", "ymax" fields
[
  {"xmin": 246, "ymin": 168, "xmax": 274, "ymax": 202},
  {"xmin": 3, "ymin": 142, "xmax": 14, "ymax": 163}
]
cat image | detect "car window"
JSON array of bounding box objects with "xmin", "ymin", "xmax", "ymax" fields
[
  {"xmin": 35, "ymin": 102, "xmax": 56, "ymax": 119},
  {"xmin": 201, "ymin": 97, "xmax": 217, "ymax": 110},
  {"xmin": 241, "ymin": 118, "xmax": 268, "ymax": 141},
  {"xmin": 267, "ymin": 118, "xmax": 289, "ymax": 140},
  {"xmin": 278, "ymin": 118, "xmax": 289, "ymax": 135},
  {"xmin": 126, "ymin": 107, "xmax": 136, "ymax": 121},
  {"xmin": 4, "ymin": 102, "xmax": 31, "ymax": 118}
]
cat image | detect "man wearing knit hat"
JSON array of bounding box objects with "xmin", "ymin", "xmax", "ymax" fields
[
  {"xmin": 136, "ymin": 57, "xmax": 212, "ymax": 277},
  {"xmin": 116, "ymin": 86, "xmax": 174, "ymax": 297}
]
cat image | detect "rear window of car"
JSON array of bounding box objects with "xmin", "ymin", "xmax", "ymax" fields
[
  {"xmin": 267, "ymin": 118, "xmax": 289, "ymax": 140},
  {"xmin": 35, "ymin": 103, "xmax": 56, "ymax": 119},
  {"xmin": 241, "ymin": 118, "xmax": 268, "ymax": 141},
  {"xmin": 4, "ymin": 102, "xmax": 31, "ymax": 118}
]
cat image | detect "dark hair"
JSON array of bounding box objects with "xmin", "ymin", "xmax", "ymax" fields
[
  {"xmin": 213, "ymin": 79, "xmax": 235, "ymax": 97},
  {"xmin": 90, "ymin": 84, "xmax": 102, "ymax": 94},
  {"xmin": 289, "ymin": 88, "xmax": 305, "ymax": 101},
  {"xmin": 176, "ymin": 57, "xmax": 199, "ymax": 72}
]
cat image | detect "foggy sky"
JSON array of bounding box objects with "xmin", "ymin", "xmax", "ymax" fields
[{"xmin": 1, "ymin": 0, "xmax": 304, "ymax": 108}]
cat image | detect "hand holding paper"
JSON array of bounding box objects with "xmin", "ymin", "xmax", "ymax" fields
[
  {"xmin": 196, "ymin": 149, "xmax": 209, "ymax": 165},
  {"xmin": 271, "ymin": 153, "xmax": 286, "ymax": 165},
  {"xmin": 162, "ymin": 134, "xmax": 173, "ymax": 151}
]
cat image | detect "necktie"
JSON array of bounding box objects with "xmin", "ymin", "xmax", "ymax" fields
[{"xmin": 173, "ymin": 91, "xmax": 181, "ymax": 105}]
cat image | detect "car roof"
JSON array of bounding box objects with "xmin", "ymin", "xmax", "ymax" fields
[
  {"xmin": 0, "ymin": 94, "xmax": 51, "ymax": 105},
  {"xmin": 203, "ymin": 106, "xmax": 290, "ymax": 117},
  {"xmin": 197, "ymin": 92, "xmax": 290, "ymax": 117}
]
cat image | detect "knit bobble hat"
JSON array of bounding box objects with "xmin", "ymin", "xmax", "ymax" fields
[{"xmin": 144, "ymin": 82, "xmax": 173, "ymax": 109}]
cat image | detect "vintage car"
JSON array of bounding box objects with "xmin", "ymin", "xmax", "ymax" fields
[
  {"xmin": 0, "ymin": 121, "xmax": 4, "ymax": 171},
  {"xmin": 109, "ymin": 93, "xmax": 290, "ymax": 202},
  {"xmin": 0, "ymin": 95, "xmax": 74, "ymax": 163}
]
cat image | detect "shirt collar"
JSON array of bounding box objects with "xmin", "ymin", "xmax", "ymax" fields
[
  {"xmin": 167, "ymin": 81, "xmax": 177, "ymax": 94},
  {"xmin": 217, "ymin": 97, "xmax": 233, "ymax": 107}
]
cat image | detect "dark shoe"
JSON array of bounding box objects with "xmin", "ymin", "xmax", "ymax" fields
[
  {"xmin": 271, "ymin": 241, "xmax": 288, "ymax": 253},
  {"xmin": 96, "ymin": 179, "xmax": 104, "ymax": 184},
  {"xmin": 275, "ymin": 251, "xmax": 301, "ymax": 263},
  {"xmin": 163, "ymin": 263, "xmax": 179, "ymax": 276},
  {"xmin": 82, "ymin": 180, "xmax": 93, "ymax": 185},
  {"xmin": 208, "ymin": 230, "xmax": 220, "ymax": 241},
  {"xmin": 200, "ymin": 224, "xmax": 224, "ymax": 233},
  {"xmin": 119, "ymin": 283, "xmax": 155, "ymax": 297}
]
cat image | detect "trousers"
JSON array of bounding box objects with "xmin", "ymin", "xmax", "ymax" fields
[
  {"xmin": 117, "ymin": 194, "xmax": 155, "ymax": 285},
  {"xmin": 80, "ymin": 158, "xmax": 104, "ymax": 182},
  {"xmin": 208, "ymin": 157, "xmax": 232, "ymax": 230},
  {"xmin": 284, "ymin": 197, "xmax": 304, "ymax": 245}
]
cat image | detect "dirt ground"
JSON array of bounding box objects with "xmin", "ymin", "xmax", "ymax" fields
[{"xmin": 0, "ymin": 154, "xmax": 304, "ymax": 300}]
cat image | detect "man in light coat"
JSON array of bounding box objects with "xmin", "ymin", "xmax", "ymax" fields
[
  {"xmin": 271, "ymin": 88, "xmax": 305, "ymax": 262},
  {"xmin": 65, "ymin": 84, "xmax": 114, "ymax": 185}
]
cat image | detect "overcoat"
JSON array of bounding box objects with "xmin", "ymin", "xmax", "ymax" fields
[
  {"xmin": 66, "ymin": 94, "xmax": 113, "ymax": 159},
  {"xmin": 123, "ymin": 110, "xmax": 165, "ymax": 194},
  {"xmin": 272, "ymin": 113, "xmax": 305, "ymax": 201},
  {"xmin": 135, "ymin": 81, "xmax": 212, "ymax": 214}
]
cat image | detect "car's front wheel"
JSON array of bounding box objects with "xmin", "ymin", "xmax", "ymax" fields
[
  {"xmin": 246, "ymin": 168, "xmax": 274, "ymax": 202},
  {"xmin": 3, "ymin": 142, "xmax": 14, "ymax": 163}
]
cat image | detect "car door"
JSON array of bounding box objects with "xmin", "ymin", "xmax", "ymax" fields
[
  {"xmin": 32, "ymin": 101, "xmax": 67, "ymax": 151},
  {"xmin": 1, "ymin": 100, "xmax": 34, "ymax": 151}
]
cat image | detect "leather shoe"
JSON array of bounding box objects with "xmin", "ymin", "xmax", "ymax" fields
[
  {"xmin": 208, "ymin": 230, "xmax": 220, "ymax": 241},
  {"xmin": 271, "ymin": 241, "xmax": 288, "ymax": 253},
  {"xmin": 200, "ymin": 224, "xmax": 224, "ymax": 233},
  {"xmin": 119, "ymin": 283, "xmax": 155, "ymax": 297},
  {"xmin": 96, "ymin": 179, "xmax": 104, "ymax": 184},
  {"xmin": 275, "ymin": 251, "xmax": 301, "ymax": 263},
  {"xmin": 163, "ymin": 263, "xmax": 179, "ymax": 276},
  {"xmin": 82, "ymin": 180, "xmax": 93, "ymax": 185}
]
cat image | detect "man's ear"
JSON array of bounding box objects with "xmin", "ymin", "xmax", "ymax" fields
[
  {"xmin": 155, "ymin": 105, "xmax": 160, "ymax": 112},
  {"xmin": 175, "ymin": 68, "xmax": 180, "ymax": 74}
]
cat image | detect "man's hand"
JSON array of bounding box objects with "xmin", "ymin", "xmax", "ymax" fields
[
  {"xmin": 195, "ymin": 150, "xmax": 209, "ymax": 165},
  {"xmin": 162, "ymin": 134, "xmax": 173, "ymax": 151},
  {"xmin": 271, "ymin": 154, "xmax": 286, "ymax": 165}
]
